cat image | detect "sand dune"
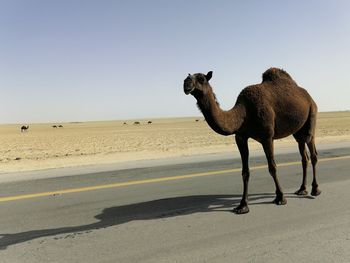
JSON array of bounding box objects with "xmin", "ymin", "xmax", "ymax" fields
[{"xmin": 0, "ymin": 111, "xmax": 349, "ymax": 173}]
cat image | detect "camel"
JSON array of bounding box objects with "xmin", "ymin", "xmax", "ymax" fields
[
  {"xmin": 21, "ymin": 125, "xmax": 29, "ymax": 132},
  {"xmin": 183, "ymin": 68, "xmax": 320, "ymax": 214}
]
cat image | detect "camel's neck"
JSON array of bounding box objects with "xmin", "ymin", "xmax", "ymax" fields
[{"xmin": 194, "ymin": 86, "xmax": 245, "ymax": 136}]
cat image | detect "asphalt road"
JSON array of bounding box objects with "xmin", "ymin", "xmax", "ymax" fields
[{"xmin": 0, "ymin": 147, "xmax": 349, "ymax": 262}]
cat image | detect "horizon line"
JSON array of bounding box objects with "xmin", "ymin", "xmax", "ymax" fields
[{"xmin": 0, "ymin": 110, "xmax": 349, "ymax": 126}]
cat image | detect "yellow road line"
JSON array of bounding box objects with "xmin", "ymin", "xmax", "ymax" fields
[{"xmin": 0, "ymin": 155, "xmax": 349, "ymax": 203}]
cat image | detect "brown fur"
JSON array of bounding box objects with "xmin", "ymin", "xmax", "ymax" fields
[
  {"xmin": 20, "ymin": 125, "xmax": 29, "ymax": 132},
  {"xmin": 184, "ymin": 68, "xmax": 321, "ymax": 214}
]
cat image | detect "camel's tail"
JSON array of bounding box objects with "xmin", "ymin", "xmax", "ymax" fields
[
  {"xmin": 306, "ymin": 103, "xmax": 318, "ymax": 146},
  {"xmin": 294, "ymin": 103, "xmax": 317, "ymax": 145}
]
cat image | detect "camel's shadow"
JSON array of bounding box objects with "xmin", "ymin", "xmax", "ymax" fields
[{"xmin": 0, "ymin": 192, "xmax": 311, "ymax": 249}]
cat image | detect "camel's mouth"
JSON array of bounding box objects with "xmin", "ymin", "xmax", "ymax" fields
[
  {"xmin": 184, "ymin": 77, "xmax": 195, "ymax": 95},
  {"xmin": 184, "ymin": 87, "xmax": 194, "ymax": 95}
]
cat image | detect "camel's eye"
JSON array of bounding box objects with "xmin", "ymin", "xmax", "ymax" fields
[{"xmin": 197, "ymin": 75, "xmax": 205, "ymax": 83}]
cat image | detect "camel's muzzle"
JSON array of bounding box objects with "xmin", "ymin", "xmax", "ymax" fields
[{"xmin": 184, "ymin": 77, "xmax": 194, "ymax": 95}]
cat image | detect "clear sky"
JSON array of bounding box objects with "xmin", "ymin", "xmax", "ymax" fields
[{"xmin": 1, "ymin": 0, "xmax": 349, "ymax": 124}]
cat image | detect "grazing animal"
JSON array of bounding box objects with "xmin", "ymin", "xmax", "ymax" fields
[
  {"xmin": 21, "ymin": 125, "xmax": 29, "ymax": 132},
  {"xmin": 195, "ymin": 119, "xmax": 199, "ymax": 122},
  {"xmin": 52, "ymin": 125, "xmax": 57, "ymax": 128},
  {"xmin": 183, "ymin": 68, "xmax": 320, "ymax": 214},
  {"xmin": 134, "ymin": 121, "xmax": 141, "ymax": 125},
  {"xmin": 148, "ymin": 121, "xmax": 152, "ymax": 124},
  {"xmin": 58, "ymin": 125, "xmax": 63, "ymax": 128}
]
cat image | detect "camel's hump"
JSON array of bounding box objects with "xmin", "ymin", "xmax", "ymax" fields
[{"xmin": 262, "ymin": 68, "xmax": 295, "ymax": 83}]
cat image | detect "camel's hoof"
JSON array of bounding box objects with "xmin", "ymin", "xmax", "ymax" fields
[
  {"xmin": 311, "ymin": 188, "xmax": 321, "ymax": 196},
  {"xmin": 273, "ymin": 197, "xmax": 287, "ymax": 205},
  {"xmin": 294, "ymin": 189, "xmax": 308, "ymax": 196},
  {"xmin": 233, "ymin": 205, "xmax": 249, "ymax": 214}
]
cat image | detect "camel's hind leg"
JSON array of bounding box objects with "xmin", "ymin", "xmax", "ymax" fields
[
  {"xmin": 294, "ymin": 140, "xmax": 309, "ymax": 195},
  {"xmin": 307, "ymin": 137, "xmax": 321, "ymax": 196},
  {"xmin": 293, "ymin": 104, "xmax": 320, "ymax": 196}
]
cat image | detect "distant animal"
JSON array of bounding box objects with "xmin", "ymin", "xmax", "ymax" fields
[
  {"xmin": 148, "ymin": 121, "xmax": 152, "ymax": 124},
  {"xmin": 58, "ymin": 125, "xmax": 63, "ymax": 128},
  {"xmin": 184, "ymin": 68, "xmax": 320, "ymax": 214},
  {"xmin": 52, "ymin": 125, "xmax": 57, "ymax": 128},
  {"xmin": 21, "ymin": 125, "xmax": 29, "ymax": 132},
  {"xmin": 123, "ymin": 122, "xmax": 127, "ymax": 125},
  {"xmin": 195, "ymin": 119, "xmax": 199, "ymax": 122},
  {"xmin": 134, "ymin": 121, "xmax": 141, "ymax": 125}
]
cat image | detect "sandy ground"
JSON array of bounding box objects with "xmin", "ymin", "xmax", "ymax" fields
[{"xmin": 1, "ymin": 111, "xmax": 349, "ymax": 173}]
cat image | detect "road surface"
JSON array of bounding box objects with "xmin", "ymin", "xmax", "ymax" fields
[{"xmin": 0, "ymin": 147, "xmax": 350, "ymax": 262}]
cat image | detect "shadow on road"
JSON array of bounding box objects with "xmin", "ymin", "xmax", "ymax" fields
[{"xmin": 0, "ymin": 192, "xmax": 310, "ymax": 249}]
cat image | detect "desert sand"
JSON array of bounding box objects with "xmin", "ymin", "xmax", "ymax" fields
[{"xmin": 0, "ymin": 111, "xmax": 349, "ymax": 173}]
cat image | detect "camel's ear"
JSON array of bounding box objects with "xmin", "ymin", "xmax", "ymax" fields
[{"xmin": 206, "ymin": 71, "xmax": 213, "ymax": 81}]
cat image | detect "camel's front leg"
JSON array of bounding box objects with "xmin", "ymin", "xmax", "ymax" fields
[
  {"xmin": 233, "ymin": 135, "xmax": 250, "ymax": 214},
  {"xmin": 262, "ymin": 139, "xmax": 287, "ymax": 205}
]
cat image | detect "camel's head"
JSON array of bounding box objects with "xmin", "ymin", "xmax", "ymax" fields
[{"xmin": 184, "ymin": 71, "xmax": 213, "ymax": 96}]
